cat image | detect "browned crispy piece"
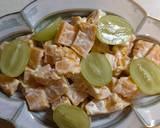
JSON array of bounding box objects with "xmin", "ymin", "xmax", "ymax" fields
[
  {"xmin": 55, "ymin": 58, "xmax": 80, "ymax": 75},
  {"xmin": 23, "ymin": 67, "xmax": 40, "ymax": 87},
  {"xmin": 0, "ymin": 74, "xmax": 19, "ymax": 96},
  {"xmin": 71, "ymin": 16, "xmax": 82, "ymax": 25},
  {"xmin": 113, "ymin": 42, "xmax": 134, "ymax": 57},
  {"xmin": 51, "ymin": 96, "xmax": 71, "ymax": 110},
  {"xmin": 92, "ymin": 39, "xmax": 110, "ymax": 53},
  {"xmin": 87, "ymin": 9, "xmax": 106, "ymax": 24},
  {"xmin": 70, "ymin": 74, "xmax": 111, "ymax": 100},
  {"xmin": 132, "ymin": 40, "xmax": 154, "ymax": 59},
  {"xmin": 25, "ymin": 88, "xmax": 50, "ymax": 111},
  {"xmin": 146, "ymin": 45, "xmax": 160, "ymax": 65},
  {"xmin": 55, "ymin": 47, "xmax": 80, "ymax": 75},
  {"xmin": 45, "ymin": 78, "xmax": 68, "ymax": 103},
  {"xmin": 71, "ymin": 31, "xmax": 93, "ymax": 58},
  {"xmin": 32, "ymin": 65, "xmax": 60, "ymax": 86},
  {"xmin": 86, "ymin": 85, "xmax": 112, "ymax": 100},
  {"xmin": 113, "ymin": 77, "xmax": 138, "ymax": 100},
  {"xmin": 115, "ymin": 55, "xmax": 131, "ymax": 76},
  {"xmin": 63, "ymin": 47, "xmax": 80, "ymax": 62},
  {"xmin": 85, "ymin": 93, "xmax": 130, "ymax": 115},
  {"xmin": 44, "ymin": 44, "xmax": 64, "ymax": 66},
  {"xmin": 24, "ymin": 65, "xmax": 60, "ymax": 87},
  {"xmin": 71, "ymin": 23, "xmax": 96, "ymax": 58},
  {"xmin": 66, "ymin": 84, "xmax": 88, "ymax": 106},
  {"xmin": 111, "ymin": 42, "xmax": 134, "ymax": 76},
  {"xmin": 79, "ymin": 22, "xmax": 96, "ymax": 41},
  {"xmin": 56, "ymin": 21, "xmax": 76, "ymax": 46},
  {"xmin": 29, "ymin": 47, "xmax": 44, "ymax": 69}
]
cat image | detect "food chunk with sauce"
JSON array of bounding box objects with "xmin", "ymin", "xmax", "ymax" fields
[
  {"xmin": 44, "ymin": 44, "xmax": 64, "ymax": 66},
  {"xmin": 55, "ymin": 47, "xmax": 80, "ymax": 75},
  {"xmin": 146, "ymin": 45, "xmax": 160, "ymax": 65},
  {"xmin": 85, "ymin": 93, "xmax": 130, "ymax": 115},
  {"xmin": 56, "ymin": 21, "xmax": 76, "ymax": 46},
  {"xmin": 113, "ymin": 42, "xmax": 134, "ymax": 56},
  {"xmin": 29, "ymin": 47, "xmax": 44, "ymax": 69},
  {"xmin": 71, "ymin": 16, "xmax": 87, "ymax": 25},
  {"xmin": 113, "ymin": 77, "xmax": 138, "ymax": 100},
  {"xmin": 25, "ymin": 88, "xmax": 50, "ymax": 111},
  {"xmin": 132, "ymin": 40, "xmax": 154, "ymax": 59},
  {"xmin": 23, "ymin": 67, "xmax": 39, "ymax": 87},
  {"xmin": 45, "ymin": 78, "xmax": 68, "ymax": 102},
  {"xmin": 115, "ymin": 55, "xmax": 131, "ymax": 76},
  {"xmin": 51, "ymin": 96, "xmax": 71, "ymax": 110},
  {"xmin": 71, "ymin": 23, "xmax": 96, "ymax": 58},
  {"xmin": 70, "ymin": 74, "xmax": 111, "ymax": 100},
  {"xmin": 87, "ymin": 85, "xmax": 112, "ymax": 100},
  {"xmin": 55, "ymin": 58, "xmax": 80, "ymax": 75},
  {"xmin": 66, "ymin": 84, "xmax": 88, "ymax": 106},
  {"xmin": 0, "ymin": 74, "xmax": 19, "ymax": 96},
  {"xmin": 105, "ymin": 53, "xmax": 130, "ymax": 76},
  {"xmin": 87, "ymin": 9, "xmax": 106, "ymax": 24},
  {"xmin": 32, "ymin": 65, "xmax": 60, "ymax": 86}
]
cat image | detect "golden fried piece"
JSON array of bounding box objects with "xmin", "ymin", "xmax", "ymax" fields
[
  {"xmin": 113, "ymin": 41, "xmax": 134, "ymax": 56},
  {"xmin": 85, "ymin": 93, "xmax": 130, "ymax": 115},
  {"xmin": 29, "ymin": 47, "xmax": 44, "ymax": 69},
  {"xmin": 71, "ymin": 23, "xmax": 96, "ymax": 58},
  {"xmin": 113, "ymin": 77, "xmax": 138, "ymax": 100},
  {"xmin": 87, "ymin": 85, "xmax": 112, "ymax": 100},
  {"xmin": 24, "ymin": 65, "xmax": 60, "ymax": 86},
  {"xmin": 115, "ymin": 55, "xmax": 131, "ymax": 76},
  {"xmin": 106, "ymin": 53, "xmax": 130, "ymax": 76},
  {"xmin": 51, "ymin": 96, "xmax": 71, "ymax": 110},
  {"xmin": 146, "ymin": 45, "xmax": 160, "ymax": 65},
  {"xmin": 71, "ymin": 31, "xmax": 93, "ymax": 58},
  {"xmin": 66, "ymin": 84, "xmax": 88, "ymax": 106},
  {"xmin": 87, "ymin": 9, "xmax": 106, "ymax": 24},
  {"xmin": 70, "ymin": 74, "xmax": 111, "ymax": 100},
  {"xmin": 92, "ymin": 39, "xmax": 110, "ymax": 53},
  {"xmin": 55, "ymin": 47, "xmax": 80, "ymax": 75},
  {"xmin": 132, "ymin": 40, "xmax": 154, "ymax": 59},
  {"xmin": 71, "ymin": 16, "xmax": 87, "ymax": 26},
  {"xmin": 25, "ymin": 88, "xmax": 50, "ymax": 111},
  {"xmin": 0, "ymin": 74, "xmax": 19, "ymax": 96},
  {"xmin": 55, "ymin": 58, "xmax": 80, "ymax": 75},
  {"xmin": 44, "ymin": 44, "xmax": 64, "ymax": 66},
  {"xmin": 79, "ymin": 22, "xmax": 96, "ymax": 41},
  {"xmin": 56, "ymin": 21, "xmax": 76, "ymax": 46},
  {"xmin": 45, "ymin": 78, "xmax": 68, "ymax": 102},
  {"xmin": 32, "ymin": 64, "xmax": 60, "ymax": 86},
  {"xmin": 63, "ymin": 47, "xmax": 80, "ymax": 62},
  {"xmin": 23, "ymin": 67, "xmax": 39, "ymax": 87}
]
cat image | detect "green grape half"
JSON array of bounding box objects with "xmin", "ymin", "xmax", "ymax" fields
[
  {"xmin": 53, "ymin": 104, "xmax": 90, "ymax": 128},
  {"xmin": 32, "ymin": 17, "xmax": 62, "ymax": 42},
  {"xmin": 130, "ymin": 58, "xmax": 160, "ymax": 95},
  {"xmin": 0, "ymin": 39, "xmax": 30, "ymax": 77},
  {"xmin": 81, "ymin": 52, "xmax": 112, "ymax": 87},
  {"xmin": 97, "ymin": 15, "xmax": 134, "ymax": 45}
]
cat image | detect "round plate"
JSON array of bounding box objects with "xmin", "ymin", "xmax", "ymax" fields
[{"xmin": 0, "ymin": 0, "xmax": 160, "ymax": 128}]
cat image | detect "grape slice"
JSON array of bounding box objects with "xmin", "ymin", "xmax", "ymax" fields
[
  {"xmin": 97, "ymin": 15, "xmax": 134, "ymax": 45},
  {"xmin": 0, "ymin": 39, "xmax": 30, "ymax": 77},
  {"xmin": 53, "ymin": 104, "xmax": 90, "ymax": 128},
  {"xmin": 130, "ymin": 58, "xmax": 160, "ymax": 95},
  {"xmin": 80, "ymin": 52, "xmax": 112, "ymax": 87},
  {"xmin": 32, "ymin": 17, "xmax": 62, "ymax": 42}
]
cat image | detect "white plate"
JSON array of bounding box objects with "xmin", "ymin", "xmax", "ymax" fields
[{"xmin": 0, "ymin": 0, "xmax": 160, "ymax": 128}]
